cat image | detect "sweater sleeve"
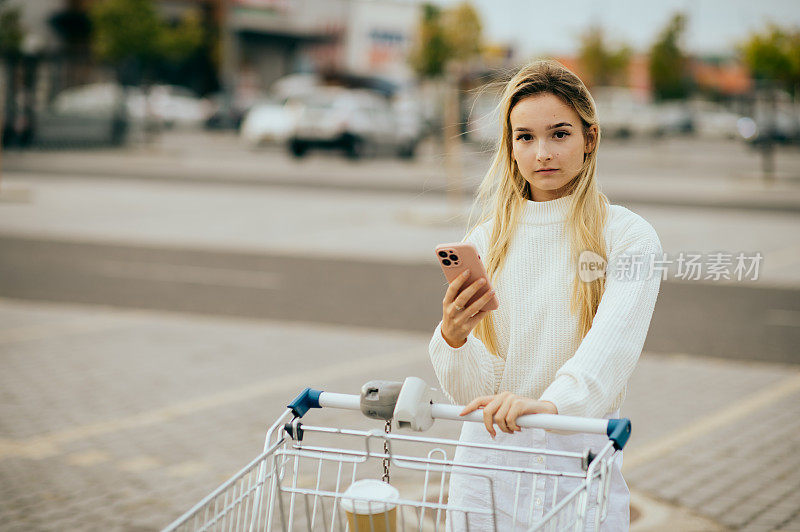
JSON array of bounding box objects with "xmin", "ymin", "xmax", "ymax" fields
[
  {"xmin": 428, "ymin": 223, "xmax": 506, "ymax": 406},
  {"xmin": 429, "ymin": 321, "xmax": 505, "ymax": 405},
  {"xmin": 539, "ymin": 217, "xmax": 663, "ymax": 418}
]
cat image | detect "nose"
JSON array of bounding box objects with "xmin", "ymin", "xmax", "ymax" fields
[{"xmin": 536, "ymin": 141, "xmax": 553, "ymax": 163}]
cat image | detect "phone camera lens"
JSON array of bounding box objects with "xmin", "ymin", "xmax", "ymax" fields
[
  {"xmin": 442, "ymin": 259, "xmax": 451, "ymax": 266},
  {"xmin": 449, "ymin": 254, "xmax": 458, "ymax": 261},
  {"xmin": 438, "ymin": 251, "xmax": 448, "ymax": 258}
]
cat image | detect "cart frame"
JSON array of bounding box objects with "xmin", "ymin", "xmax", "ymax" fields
[{"xmin": 163, "ymin": 383, "xmax": 630, "ymax": 532}]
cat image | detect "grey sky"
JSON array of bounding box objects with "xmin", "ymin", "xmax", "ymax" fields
[{"xmin": 434, "ymin": 0, "xmax": 800, "ymax": 57}]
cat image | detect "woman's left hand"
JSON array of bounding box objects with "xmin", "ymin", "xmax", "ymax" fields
[{"xmin": 459, "ymin": 392, "xmax": 558, "ymax": 438}]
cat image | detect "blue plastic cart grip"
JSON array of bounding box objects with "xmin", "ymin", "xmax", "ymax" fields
[
  {"xmin": 288, "ymin": 388, "xmax": 322, "ymax": 418},
  {"xmin": 606, "ymin": 418, "xmax": 632, "ymax": 450}
]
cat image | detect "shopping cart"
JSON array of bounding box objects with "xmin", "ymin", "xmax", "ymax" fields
[{"xmin": 163, "ymin": 377, "xmax": 631, "ymax": 532}]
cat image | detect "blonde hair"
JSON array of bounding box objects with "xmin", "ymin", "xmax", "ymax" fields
[{"xmin": 467, "ymin": 59, "xmax": 609, "ymax": 356}]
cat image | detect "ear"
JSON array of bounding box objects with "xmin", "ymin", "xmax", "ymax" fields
[{"xmin": 584, "ymin": 124, "xmax": 598, "ymax": 154}]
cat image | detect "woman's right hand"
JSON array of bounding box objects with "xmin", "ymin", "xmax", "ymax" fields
[{"xmin": 441, "ymin": 269, "xmax": 496, "ymax": 348}]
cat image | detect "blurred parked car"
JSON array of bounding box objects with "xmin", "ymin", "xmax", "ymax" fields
[
  {"xmin": 592, "ymin": 87, "xmax": 659, "ymax": 139},
  {"xmin": 33, "ymin": 82, "xmax": 128, "ymax": 147},
  {"xmin": 271, "ymin": 73, "xmax": 321, "ymax": 101},
  {"xmin": 239, "ymin": 97, "xmax": 303, "ymax": 147},
  {"xmin": 741, "ymin": 111, "xmax": 800, "ymax": 145},
  {"xmin": 288, "ymin": 88, "xmax": 419, "ymax": 159},
  {"xmin": 392, "ymin": 90, "xmax": 424, "ymax": 151},
  {"xmin": 689, "ymin": 101, "xmax": 741, "ymax": 140},
  {"xmin": 652, "ymin": 102, "xmax": 694, "ymax": 136},
  {"xmin": 205, "ymin": 91, "xmax": 267, "ymax": 130},
  {"xmin": 742, "ymin": 90, "xmax": 800, "ymax": 144},
  {"xmin": 125, "ymin": 85, "xmax": 211, "ymax": 129}
]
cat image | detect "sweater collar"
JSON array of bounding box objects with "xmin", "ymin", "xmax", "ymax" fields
[{"xmin": 521, "ymin": 193, "xmax": 574, "ymax": 225}]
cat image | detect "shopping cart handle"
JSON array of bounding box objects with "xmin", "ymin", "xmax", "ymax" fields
[
  {"xmin": 607, "ymin": 418, "xmax": 631, "ymax": 450},
  {"xmin": 288, "ymin": 388, "xmax": 322, "ymax": 417},
  {"xmin": 288, "ymin": 385, "xmax": 632, "ymax": 449}
]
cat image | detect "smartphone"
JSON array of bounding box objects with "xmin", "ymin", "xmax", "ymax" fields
[{"xmin": 435, "ymin": 242, "xmax": 499, "ymax": 311}]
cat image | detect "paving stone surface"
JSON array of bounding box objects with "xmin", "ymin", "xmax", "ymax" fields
[{"xmin": 1, "ymin": 300, "xmax": 799, "ymax": 530}]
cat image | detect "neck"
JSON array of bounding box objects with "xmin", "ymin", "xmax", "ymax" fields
[{"xmin": 528, "ymin": 181, "xmax": 575, "ymax": 202}]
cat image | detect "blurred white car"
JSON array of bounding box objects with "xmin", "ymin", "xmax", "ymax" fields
[
  {"xmin": 652, "ymin": 102, "xmax": 694, "ymax": 136},
  {"xmin": 289, "ymin": 88, "xmax": 418, "ymax": 159},
  {"xmin": 392, "ymin": 91, "xmax": 425, "ymax": 151},
  {"xmin": 239, "ymin": 98, "xmax": 303, "ymax": 147},
  {"xmin": 271, "ymin": 73, "xmax": 321, "ymax": 101},
  {"xmin": 593, "ymin": 87, "xmax": 659, "ymax": 138},
  {"xmin": 51, "ymin": 82, "xmax": 125, "ymax": 116},
  {"xmin": 126, "ymin": 85, "xmax": 211, "ymax": 129},
  {"xmin": 690, "ymin": 101, "xmax": 741, "ymax": 140},
  {"xmin": 34, "ymin": 82, "xmax": 128, "ymax": 146},
  {"xmin": 743, "ymin": 90, "xmax": 800, "ymax": 144}
]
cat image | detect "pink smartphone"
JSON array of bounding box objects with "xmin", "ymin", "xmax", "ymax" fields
[{"xmin": 435, "ymin": 242, "xmax": 499, "ymax": 311}]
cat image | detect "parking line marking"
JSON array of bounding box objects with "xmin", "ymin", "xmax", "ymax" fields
[
  {"xmin": 623, "ymin": 371, "xmax": 800, "ymax": 471},
  {"xmin": 0, "ymin": 346, "xmax": 427, "ymax": 460}
]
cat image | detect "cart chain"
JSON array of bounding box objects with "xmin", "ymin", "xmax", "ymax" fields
[{"xmin": 382, "ymin": 419, "xmax": 391, "ymax": 483}]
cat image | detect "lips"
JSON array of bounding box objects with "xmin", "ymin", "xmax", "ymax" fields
[{"xmin": 536, "ymin": 168, "xmax": 559, "ymax": 173}]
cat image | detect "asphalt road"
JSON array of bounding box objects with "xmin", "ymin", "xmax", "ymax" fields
[{"xmin": 1, "ymin": 234, "xmax": 797, "ymax": 365}]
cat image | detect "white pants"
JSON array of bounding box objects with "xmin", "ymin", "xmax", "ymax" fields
[{"xmin": 445, "ymin": 410, "xmax": 629, "ymax": 531}]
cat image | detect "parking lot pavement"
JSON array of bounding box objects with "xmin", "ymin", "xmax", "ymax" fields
[
  {"xmin": 2, "ymin": 299, "xmax": 799, "ymax": 530},
  {"xmin": 622, "ymin": 354, "xmax": 800, "ymax": 530},
  {"xmin": 1, "ymin": 174, "xmax": 798, "ymax": 290},
  {"xmin": 2, "ymin": 134, "xmax": 799, "ymax": 530},
  {"xmin": 4, "ymin": 131, "xmax": 800, "ymax": 213}
]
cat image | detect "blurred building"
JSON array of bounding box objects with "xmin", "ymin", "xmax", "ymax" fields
[
  {"xmin": 555, "ymin": 52, "xmax": 752, "ymax": 102},
  {"xmin": 690, "ymin": 55, "xmax": 753, "ymax": 97},
  {"xmin": 230, "ymin": 0, "xmax": 419, "ymax": 92},
  {"xmin": 0, "ymin": 0, "xmax": 421, "ymax": 145},
  {"xmin": 1, "ymin": 0, "xmax": 420, "ymax": 95},
  {"xmin": 1, "ymin": 0, "xmax": 220, "ymax": 101}
]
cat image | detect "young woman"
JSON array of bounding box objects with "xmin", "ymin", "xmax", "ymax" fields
[{"xmin": 428, "ymin": 60, "xmax": 662, "ymax": 531}]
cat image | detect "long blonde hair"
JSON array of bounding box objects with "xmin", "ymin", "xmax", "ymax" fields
[{"xmin": 467, "ymin": 59, "xmax": 609, "ymax": 356}]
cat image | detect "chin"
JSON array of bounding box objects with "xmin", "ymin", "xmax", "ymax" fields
[{"xmin": 532, "ymin": 180, "xmax": 569, "ymax": 191}]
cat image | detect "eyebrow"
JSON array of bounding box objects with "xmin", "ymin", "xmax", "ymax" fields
[{"xmin": 513, "ymin": 122, "xmax": 574, "ymax": 132}]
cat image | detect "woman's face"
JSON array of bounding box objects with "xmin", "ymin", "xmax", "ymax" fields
[{"xmin": 510, "ymin": 92, "xmax": 597, "ymax": 202}]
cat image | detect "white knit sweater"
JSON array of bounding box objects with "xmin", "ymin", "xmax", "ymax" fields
[{"xmin": 428, "ymin": 193, "xmax": 662, "ymax": 418}]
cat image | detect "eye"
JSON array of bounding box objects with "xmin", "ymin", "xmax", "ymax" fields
[
  {"xmin": 554, "ymin": 130, "xmax": 570, "ymax": 139},
  {"xmin": 515, "ymin": 133, "xmax": 532, "ymax": 141}
]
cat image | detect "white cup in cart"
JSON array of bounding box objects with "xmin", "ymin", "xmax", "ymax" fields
[{"xmin": 340, "ymin": 479, "xmax": 399, "ymax": 532}]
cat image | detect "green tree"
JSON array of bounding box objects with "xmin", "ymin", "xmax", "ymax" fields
[
  {"xmin": 739, "ymin": 23, "xmax": 800, "ymax": 95},
  {"xmin": 408, "ymin": 2, "xmax": 484, "ymax": 214},
  {"xmin": 578, "ymin": 25, "xmax": 632, "ymax": 87},
  {"xmin": 89, "ymin": 0, "xmax": 203, "ymax": 84},
  {"xmin": 409, "ymin": 2, "xmax": 483, "ymax": 78},
  {"xmin": 159, "ymin": 10, "xmax": 204, "ymax": 63},
  {"xmin": 0, "ymin": 0, "xmax": 22, "ymax": 57},
  {"xmin": 1, "ymin": 0, "xmax": 24, "ymax": 148},
  {"xmin": 409, "ymin": 4, "xmax": 450, "ymax": 78},
  {"xmin": 442, "ymin": 2, "xmax": 482, "ymax": 63},
  {"xmin": 648, "ymin": 13, "xmax": 692, "ymax": 100}
]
